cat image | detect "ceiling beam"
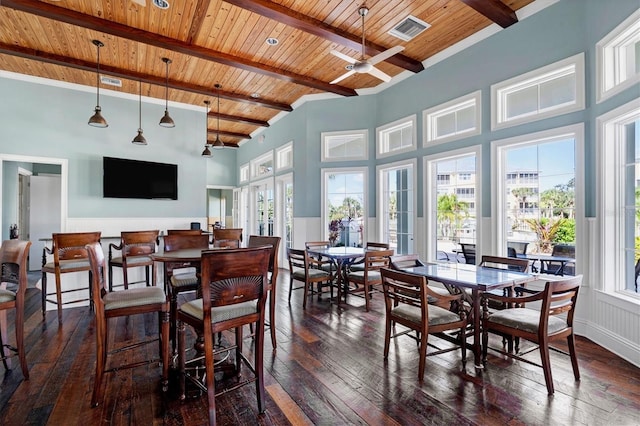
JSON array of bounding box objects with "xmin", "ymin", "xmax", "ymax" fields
[
  {"xmin": 0, "ymin": 0, "xmax": 358, "ymax": 97},
  {"xmin": 209, "ymin": 112, "xmax": 270, "ymax": 127},
  {"xmin": 186, "ymin": 0, "xmax": 211, "ymax": 45},
  {"xmin": 208, "ymin": 129, "xmax": 252, "ymax": 139},
  {"xmin": 224, "ymin": 0, "xmax": 424, "ymax": 74},
  {"xmin": 458, "ymin": 0, "xmax": 518, "ymax": 28},
  {"xmin": 0, "ymin": 42, "xmax": 293, "ymax": 112}
]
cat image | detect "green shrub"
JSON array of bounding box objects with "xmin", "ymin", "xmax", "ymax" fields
[{"xmin": 553, "ymin": 219, "xmax": 575, "ymax": 243}]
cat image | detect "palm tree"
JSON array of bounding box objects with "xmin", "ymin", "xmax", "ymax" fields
[
  {"xmin": 524, "ymin": 217, "xmax": 564, "ymax": 253},
  {"xmin": 437, "ymin": 194, "xmax": 468, "ymax": 240}
]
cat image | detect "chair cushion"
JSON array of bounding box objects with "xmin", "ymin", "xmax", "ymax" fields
[
  {"xmin": 349, "ymin": 263, "xmax": 365, "ymax": 272},
  {"xmin": 348, "ymin": 270, "xmax": 381, "ymax": 282},
  {"xmin": 42, "ymin": 259, "xmax": 90, "ymax": 272},
  {"xmin": 391, "ymin": 304, "xmax": 461, "ymax": 326},
  {"xmin": 180, "ymin": 298, "xmax": 257, "ymax": 323},
  {"xmin": 292, "ymin": 269, "xmax": 330, "ymax": 281},
  {"xmin": 0, "ymin": 289, "xmax": 16, "ymax": 303},
  {"xmin": 170, "ymin": 272, "xmax": 199, "ymax": 288},
  {"xmin": 487, "ymin": 308, "xmax": 567, "ymax": 335},
  {"xmin": 103, "ymin": 287, "xmax": 166, "ymax": 310},
  {"xmin": 110, "ymin": 255, "xmax": 152, "ymax": 266}
]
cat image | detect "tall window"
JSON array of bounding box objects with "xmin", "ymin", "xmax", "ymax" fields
[
  {"xmin": 377, "ymin": 160, "xmax": 415, "ymax": 254},
  {"xmin": 598, "ymin": 100, "xmax": 639, "ymax": 294},
  {"xmin": 322, "ymin": 168, "xmax": 367, "ymax": 247},
  {"xmin": 425, "ymin": 147, "xmax": 481, "ymax": 262},
  {"xmin": 251, "ymin": 178, "xmax": 274, "ymax": 236},
  {"xmin": 276, "ymin": 173, "xmax": 294, "ymax": 251},
  {"xmin": 493, "ymin": 124, "xmax": 583, "ymax": 275}
]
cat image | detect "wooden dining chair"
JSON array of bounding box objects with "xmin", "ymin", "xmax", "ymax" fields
[
  {"xmin": 41, "ymin": 231, "xmax": 101, "ymax": 323},
  {"xmin": 389, "ymin": 253, "xmax": 424, "ymax": 270},
  {"xmin": 349, "ymin": 242, "xmax": 390, "ymax": 272},
  {"xmin": 380, "ymin": 267, "xmax": 467, "ymax": 381},
  {"xmin": 304, "ymin": 241, "xmax": 336, "ymax": 281},
  {"xmin": 460, "ymin": 243, "xmax": 476, "ymax": 265},
  {"xmin": 166, "ymin": 229, "xmax": 204, "ymax": 236},
  {"xmin": 176, "ymin": 246, "xmax": 270, "ymax": 426},
  {"xmin": 107, "ymin": 230, "xmax": 159, "ymax": 291},
  {"xmin": 162, "ymin": 234, "xmax": 210, "ymax": 353},
  {"xmin": 481, "ymin": 275, "xmax": 582, "ymax": 394},
  {"xmin": 86, "ymin": 242, "xmax": 170, "ymax": 407},
  {"xmin": 344, "ymin": 249, "xmax": 394, "ymax": 311},
  {"xmin": 212, "ymin": 228, "xmax": 243, "ymax": 248},
  {"xmin": 287, "ymin": 248, "xmax": 333, "ymax": 309},
  {"xmin": 247, "ymin": 235, "xmax": 281, "ymax": 349},
  {"xmin": 0, "ymin": 239, "xmax": 32, "ymax": 380}
]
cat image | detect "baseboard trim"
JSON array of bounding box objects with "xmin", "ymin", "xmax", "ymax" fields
[{"xmin": 575, "ymin": 318, "xmax": 640, "ymax": 367}]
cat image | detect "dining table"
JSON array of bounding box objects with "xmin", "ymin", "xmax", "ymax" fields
[
  {"xmin": 305, "ymin": 246, "xmax": 372, "ymax": 303},
  {"xmin": 516, "ymin": 253, "xmax": 575, "ymax": 275},
  {"xmin": 400, "ymin": 261, "xmax": 535, "ymax": 368}
]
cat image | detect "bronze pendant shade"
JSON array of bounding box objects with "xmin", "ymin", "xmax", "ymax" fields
[
  {"xmin": 88, "ymin": 40, "xmax": 108, "ymax": 128},
  {"xmin": 201, "ymin": 100, "xmax": 212, "ymax": 157},
  {"xmin": 132, "ymin": 81, "xmax": 147, "ymax": 145},
  {"xmin": 159, "ymin": 57, "xmax": 175, "ymax": 128}
]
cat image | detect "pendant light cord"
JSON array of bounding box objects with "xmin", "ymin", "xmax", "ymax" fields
[
  {"xmin": 138, "ymin": 81, "xmax": 142, "ymax": 129},
  {"xmin": 96, "ymin": 42, "xmax": 101, "ymax": 106},
  {"xmin": 216, "ymin": 85, "xmax": 220, "ymax": 140},
  {"xmin": 164, "ymin": 60, "xmax": 169, "ymax": 111}
]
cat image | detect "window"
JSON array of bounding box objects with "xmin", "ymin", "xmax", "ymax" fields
[
  {"xmin": 251, "ymin": 178, "xmax": 274, "ymax": 236},
  {"xmin": 492, "ymin": 124, "xmax": 584, "ymax": 275},
  {"xmin": 598, "ymin": 99, "xmax": 639, "ymax": 295},
  {"xmin": 239, "ymin": 163, "xmax": 249, "ymax": 183},
  {"xmin": 250, "ymin": 151, "xmax": 274, "ymax": 179},
  {"xmin": 425, "ymin": 146, "xmax": 481, "ymax": 263},
  {"xmin": 276, "ymin": 142, "xmax": 293, "ymax": 171},
  {"xmin": 276, "ymin": 173, "xmax": 294, "ymax": 252},
  {"xmin": 322, "ymin": 168, "xmax": 367, "ymax": 247},
  {"xmin": 321, "ymin": 130, "xmax": 368, "ymax": 162},
  {"xmin": 597, "ymin": 9, "xmax": 640, "ymax": 103},
  {"xmin": 376, "ymin": 115, "xmax": 416, "ymax": 158},
  {"xmin": 424, "ymin": 91, "xmax": 481, "ymax": 145},
  {"xmin": 491, "ymin": 53, "xmax": 585, "ymax": 130},
  {"xmin": 377, "ymin": 160, "xmax": 416, "ymax": 254}
]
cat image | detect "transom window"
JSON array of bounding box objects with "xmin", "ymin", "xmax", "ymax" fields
[
  {"xmin": 423, "ymin": 91, "xmax": 481, "ymax": 145},
  {"xmin": 376, "ymin": 115, "xmax": 416, "ymax": 158},
  {"xmin": 321, "ymin": 130, "xmax": 368, "ymax": 162},
  {"xmin": 276, "ymin": 142, "xmax": 293, "ymax": 171},
  {"xmin": 492, "ymin": 53, "xmax": 585, "ymax": 130},
  {"xmin": 250, "ymin": 151, "xmax": 274, "ymax": 179},
  {"xmin": 239, "ymin": 163, "xmax": 249, "ymax": 183}
]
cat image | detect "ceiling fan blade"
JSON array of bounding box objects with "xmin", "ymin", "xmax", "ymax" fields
[
  {"xmin": 367, "ymin": 66, "xmax": 392, "ymax": 83},
  {"xmin": 330, "ymin": 70, "xmax": 356, "ymax": 84},
  {"xmin": 330, "ymin": 50, "xmax": 358, "ymax": 64},
  {"xmin": 131, "ymin": 0, "xmax": 146, "ymax": 6},
  {"xmin": 368, "ymin": 45, "xmax": 405, "ymax": 66}
]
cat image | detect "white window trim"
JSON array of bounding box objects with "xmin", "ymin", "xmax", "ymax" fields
[
  {"xmin": 596, "ymin": 9, "xmax": 640, "ymax": 104},
  {"xmin": 249, "ymin": 176, "xmax": 275, "ymax": 236},
  {"xmin": 275, "ymin": 172, "xmax": 294, "ymax": 263},
  {"xmin": 276, "ymin": 141, "xmax": 294, "ymax": 171},
  {"xmin": 250, "ymin": 151, "xmax": 274, "ymax": 179},
  {"xmin": 424, "ymin": 145, "xmax": 482, "ymax": 263},
  {"xmin": 597, "ymin": 98, "xmax": 640, "ymax": 301},
  {"xmin": 490, "ymin": 123, "xmax": 584, "ymax": 272},
  {"xmin": 239, "ymin": 162, "xmax": 249, "ymax": 184},
  {"xmin": 491, "ymin": 53, "xmax": 585, "ymax": 131},
  {"xmin": 321, "ymin": 167, "xmax": 368, "ymax": 241},
  {"xmin": 376, "ymin": 158, "xmax": 417, "ymax": 247},
  {"xmin": 376, "ymin": 114, "xmax": 417, "ymax": 158},
  {"xmin": 423, "ymin": 91, "xmax": 481, "ymax": 146},
  {"xmin": 321, "ymin": 129, "xmax": 369, "ymax": 162}
]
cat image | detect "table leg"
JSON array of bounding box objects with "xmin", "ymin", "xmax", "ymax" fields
[
  {"xmin": 472, "ymin": 288, "xmax": 483, "ymax": 369},
  {"xmin": 334, "ymin": 259, "xmax": 345, "ymax": 304}
]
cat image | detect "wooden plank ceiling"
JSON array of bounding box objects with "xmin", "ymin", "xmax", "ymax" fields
[{"xmin": 0, "ymin": 0, "xmax": 534, "ymax": 147}]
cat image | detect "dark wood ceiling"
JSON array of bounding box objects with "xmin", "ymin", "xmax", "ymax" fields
[{"xmin": 0, "ymin": 0, "xmax": 535, "ymax": 147}]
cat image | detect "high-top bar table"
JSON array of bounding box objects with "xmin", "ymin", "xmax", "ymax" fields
[{"xmin": 399, "ymin": 262, "xmax": 535, "ymax": 368}]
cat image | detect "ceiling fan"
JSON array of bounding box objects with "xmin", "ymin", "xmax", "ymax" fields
[{"xmin": 330, "ymin": 5, "xmax": 404, "ymax": 85}]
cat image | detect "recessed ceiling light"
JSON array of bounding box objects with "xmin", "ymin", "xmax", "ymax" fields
[
  {"xmin": 250, "ymin": 93, "xmax": 260, "ymax": 98},
  {"xmin": 153, "ymin": 0, "xmax": 170, "ymax": 9},
  {"xmin": 265, "ymin": 37, "xmax": 279, "ymax": 46},
  {"xmin": 345, "ymin": 65, "xmax": 354, "ymax": 71}
]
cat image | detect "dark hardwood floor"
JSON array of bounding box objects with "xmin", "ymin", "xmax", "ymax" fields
[{"xmin": 1, "ymin": 269, "xmax": 639, "ymax": 425}]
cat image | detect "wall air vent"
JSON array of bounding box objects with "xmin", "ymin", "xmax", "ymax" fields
[
  {"xmin": 388, "ymin": 15, "xmax": 431, "ymax": 41},
  {"xmin": 100, "ymin": 76, "xmax": 122, "ymax": 87}
]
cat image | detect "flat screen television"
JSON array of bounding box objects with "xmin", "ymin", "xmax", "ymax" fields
[{"xmin": 103, "ymin": 156, "xmax": 178, "ymax": 200}]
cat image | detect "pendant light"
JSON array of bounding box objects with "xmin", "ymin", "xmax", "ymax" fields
[
  {"xmin": 159, "ymin": 57, "xmax": 175, "ymax": 128},
  {"xmin": 88, "ymin": 39, "xmax": 108, "ymax": 127},
  {"xmin": 132, "ymin": 81, "xmax": 147, "ymax": 145},
  {"xmin": 211, "ymin": 83, "xmax": 224, "ymax": 149},
  {"xmin": 201, "ymin": 100, "xmax": 213, "ymax": 157}
]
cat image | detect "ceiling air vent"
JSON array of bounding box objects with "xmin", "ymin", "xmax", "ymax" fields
[
  {"xmin": 388, "ymin": 15, "xmax": 431, "ymax": 41},
  {"xmin": 100, "ymin": 76, "xmax": 122, "ymax": 87}
]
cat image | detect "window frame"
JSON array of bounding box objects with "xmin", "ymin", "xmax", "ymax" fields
[
  {"xmin": 239, "ymin": 163, "xmax": 249, "ymax": 184},
  {"xmin": 597, "ymin": 98, "xmax": 640, "ymax": 299},
  {"xmin": 250, "ymin": 151, "xmax": 274, "ymax": 180},
  {"xmin": 491, "ymin": 53, "xmax": 585, "ymax": 131},
  {"xmin": 596, "ymin": 9, "xmax": 640, "ymax": 103},
  {"xmin": 376, "ymin": 115, "xmax": 417, "ymax": 158},
  {"xmin": 490, "ymin": 123, "xmax": 584, "ymax": 270},
  {"xmin": 423, "ymin": 91, "xmax": 481, "ymax": 146},
  {"xmin": 424, "ymin": 145, "xmax": 482, "ymax": 263},
  {"xmin": 321, "ymin": 167, "xmax": 368, "ymax": 242},
  {"xmin": 321, "ymin": 129, "xmax": 369, "ymax": 162},
  {"xmin": 276, "ymin": 141, "xmax": 294, "ymax": 171}
]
